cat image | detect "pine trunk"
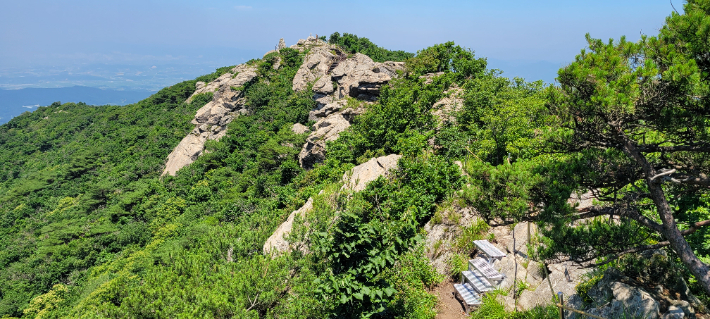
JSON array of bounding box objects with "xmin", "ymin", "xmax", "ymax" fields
[{"xmin": 622, "ymin": 139, "xmax": 710, "ymax": 295}]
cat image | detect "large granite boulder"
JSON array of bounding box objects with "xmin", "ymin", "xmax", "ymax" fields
[
  {"xmin": 291, "ymin": 123, "xmax": 310, "ymax": 134},
  {"xmin": 263, "ymin": 198, "xmax": 314, "ymax": 255},
  {"xmin": 331, "ymin": 53, "xmax": 405, "ymax": 101},
  {"xmin": 186, "ymin": 64, "xmax": 257, "ymax": 103},
  {"xmin": 289, "ymin": 38, "xmax": 406, "ymax": 170},
  {"xmin": 292, "ymin": 46, "xmax": 335, "ymax": 92},
  {"xmin": 342, "ymin": 154, "xmax": 402, "ymax": 192},
  {"xmin": 570, "ymin": 271, "xmax": 661, "ymax": 319},
  {"xmin": 292, "ymin": 44, "xmax": 404, "ymax": 110}
]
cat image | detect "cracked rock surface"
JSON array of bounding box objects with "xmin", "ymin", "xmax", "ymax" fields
[
  {"xmin": 162, "ymin": 64, "xmax": 257, "ymax": 176},
  {"xmin": 290, "ymin": 39, "xmax": 405, "ymax": 169}
]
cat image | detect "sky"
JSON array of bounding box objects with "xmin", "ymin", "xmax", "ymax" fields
[{"xmin": 0, "ymin": 0, "xmax": 678, "ymax": 90}]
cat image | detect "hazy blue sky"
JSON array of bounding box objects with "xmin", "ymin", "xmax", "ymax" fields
[{"xmin": 0, "ymin": 0, "xmax": 678, "ymax": 89}]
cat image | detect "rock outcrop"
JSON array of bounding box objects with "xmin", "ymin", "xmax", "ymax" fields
[
  {"xmin": 342, "ymin": 154, "xmax": 402, "ymax": 192},
  {"xmin": 329, "ymin": 54, "xmax": 404, "ymax": 102},
  {"xmin": 420, "ymin": 71, "xmax": 445, "ymax": 84},
  {"xmin": 565, "ymin": 253, "xmax": 704, "ymax": 319},
  {"xmin": 264, "ymin": 154, "xmax": 402, "ymax": 256},
  {"xmin": 298, "ymin": 108, "xmax": 363, "ymax": 169},
  {"xmin": 568, "ymin": 268, "xmax": 661, "ymax": 319},
  {"xmin": 423, "ymin": 209, "xmax": 592, "ymax": 313},
  {"xmin": 291, "ymin": 123, "xmax": 310, "ymax": 134},
  {"xmin": 164, "ymin": 36, "xmax": 406, "ymax": 174},
  {"xmin": 486, "ymin": 222, "xmax": 592, "ymax": 311},
  {"xmin": 431, "ymin": 85, "xmax": 464, "ymax": 126},
  {"xmin": 289, "ymin": 39, "xmax": 404, "ymax": 169},
  {"xmin": 162, "ymin": 64, "xmax": 257, "ymax": 176},
  {"xmin": 423, "ymin": 205, "xmax": 480, "ymax": 275},
  {"xmin": 263, "ymin": 198, "xmax": 314, "ymax": 255}
]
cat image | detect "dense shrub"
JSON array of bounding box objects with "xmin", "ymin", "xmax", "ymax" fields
[{"xmin": 328, "ymin": 32, "xmax": 414, "ymax": 62}]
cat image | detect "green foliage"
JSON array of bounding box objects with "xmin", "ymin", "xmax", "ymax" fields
[
  {"xmin": 446, "ymin": 253, "xmax": 468, "ymax": 279},
  {"xmin": 0, "ymin": 73, "xmax": 208, "ymax": 316},
  {"xmin": 540, "ymin": 2, "xmax": 710, "ymax": 296},
  {"xmin": 328, "ymin": 32, "xmax": 414, "ymax": 62},
  {"xmin": 310, "ymin": 154, "xmax": 461, "ymax": 318},
  {"xmin": 576, "ymin": 272, "xmax": 603, "ymax": 305},
  {"xmin": 405, "ymin": 42, "xmax": 487, "ymax": 80},
  {"xmin": 453, "ymin": 218, "xmax": 489, "ymax": 253},
  {"xmin": 0, "ymin": 48, "xmax": 316, "ymax": 317},
  {"xmin": 462, "ymin": 159, "xmax": 543, "ymax": 221},
  {"xmin": 3, "ymin": 18, "xmax": 708, "ymax": 316},
  {"xmin": 469, "ymin": 290, "xmax": 558, "ymax": 319},
  {"xmin": 329, "ymin": 71, "xmax": 454, "ymax": 162},
  {"xmin": 454, "ymin": 76, "xmax": 548, "ymax": 163},
  {"xmin": 0, "ymin": 39, "xmax": 469, "ymax": 318},
  {"xmin": 380, "ymin": 246, "xmax": 443, "ymax": 319},
  {"xmin": 22, "ymin": 284, "xmax": 68, "ymax": 319}
]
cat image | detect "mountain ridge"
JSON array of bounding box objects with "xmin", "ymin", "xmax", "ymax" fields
[{"xmin": 1, "ymin": 27, "xmax": 709, "ymax": 318}]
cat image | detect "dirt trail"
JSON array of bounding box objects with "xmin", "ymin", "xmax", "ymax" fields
[{"xmin": 434, "ymin": 279, "xmax": 469, "ymax": 319}]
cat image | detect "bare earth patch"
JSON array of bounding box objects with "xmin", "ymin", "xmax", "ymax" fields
[{"xmin": 434, "ymin": 278, "xmax": 469, "ymax": 319}]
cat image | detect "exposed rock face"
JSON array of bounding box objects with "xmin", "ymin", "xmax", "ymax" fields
[
  {"xmin": 330, "ymin": 53, "xmax": 405, "ymax": 102},
  {"xmin": 308, "ymin": 100, "xmax": 345, "ymax": 121},
  {"xmin": 186, "ymin": 64, "xmax": 256, "ymax": 104},
  {"xmin": 510, "ymin": 259, "xmax": 588, "ymax": 311},
  {"xmin": 566, "ymin": 261, "xmax": 703, "ymax": 319},
  {"xmin": 423, "ymin": 210, "xmax": 591, "ymax": 313},
  {"xmin": 480, "ymin": 221, "xmax": 591, "ymax": 311},
  {"xmin": 290, "ymin": 39, "xmax": 404, "ymax": 169},
  {"xmin": 298, "ymin": 112, "xmax": 355, "ymax": 169},
  {"xmin": 278, "ymin": 38, "xmax": 286, "ymax": 50},
  {"xmin": 342, "ymin": 154, "xmax": 402, "ymax": 192},
  {"xmin": 569, "ymin": 269, "xmax": 661, "ymax": 319},
  {"xmin": 263, "ymin": 198, "xmax": 314, "ymax": 255},
  {"xmin": 431, "ymin": 85, "xmax": 464, "ymax": 126},
  {"xmin": 663, "ymin": 306, "xmax": 685, "ymax": 319},
  {"xmin": 264, "ymin": 154, "xmax": 402, "ymax": 256},
  {"xmin": 420, "ymin": 72, "xmax": 445, "ymax": 84},
  {"xmin": 568, "ymin": 190, "xmax": 597, "ymax": 211},
  {"xmin": 291, "ymin": 123, "xmax": 310, "ymax": 134},
  {"xmin": 292, "ymin": 46, "xmax": 335, "ymax": 93},
  {"xmin": 423, "ymin": 205, "xmax": 480, "ymax": 275},
  {"xmin": 162, "ymin": 64, "xmax": 257, "ymax": 176},
  {"xmin": 291, "ymin": 42, "xmax": 404, "ymax": 104},
  {"xmin": 297, "ymin": 107, "xmax": 364, "ymax": 169}
]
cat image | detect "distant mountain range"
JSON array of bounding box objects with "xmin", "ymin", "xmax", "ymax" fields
[{"xmin": 0, "ymin": 86, "xmax": 153, "ymax": 124}]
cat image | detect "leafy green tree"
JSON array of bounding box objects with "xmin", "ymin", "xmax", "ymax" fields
[
  {"xmin": 327, "ymin": 32, "xmax": 414, "ymax": 62},
  {"xmin": 405, "ymin": 41, "xmax": 487, "ymax": 80},
  {"xmin": 546, "ymin": 0, "xmax": 710, "ymax": 294}
]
